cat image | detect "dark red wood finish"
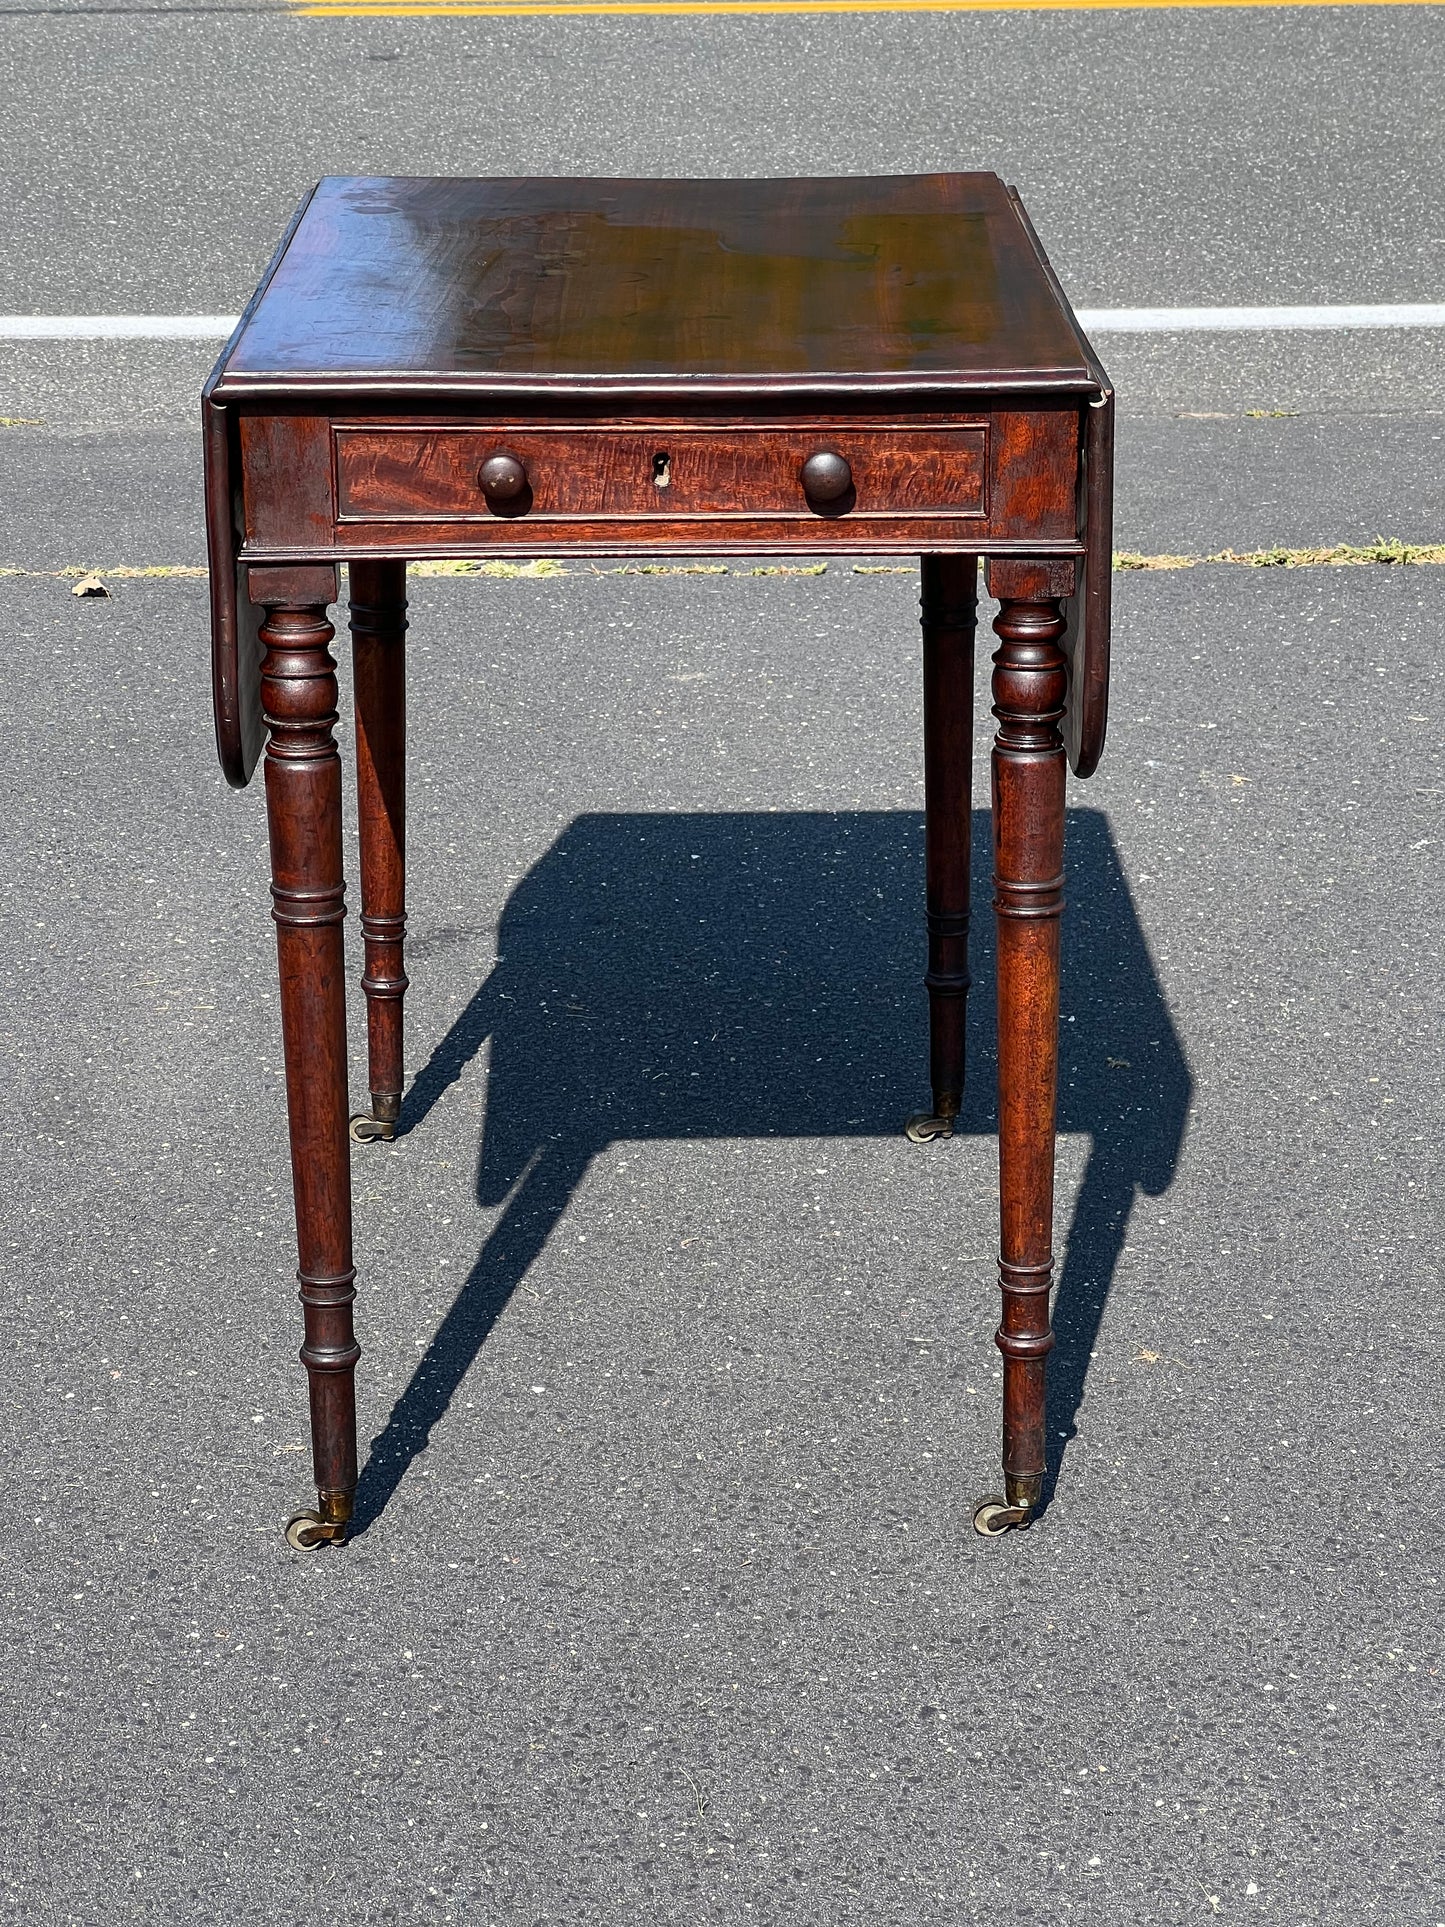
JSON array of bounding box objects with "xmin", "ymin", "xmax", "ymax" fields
[
  {"xmin": 919, "ymin": 554, "xmax": 978, "ymax": 1130},
  {"xmin": 204, "ymin": 175, "xmax": 1112, "ymax": 784},
  {"xmin": 204, "ymin": 175, "xmax": 1113, "ymax": 1545},
  {"xmin": 350, "ymin": 560, "xmax": 408, "ymax": 1137},
  {"xmin": 226, "ymin": 403, "xmax": 1077, "ymax": 563},
  {"xmin": 218, "ymin": 175, "xmax": 1097, "ymax": 393},
  {"xmin": 257, "ymin": 580, "xmax": 358, "ymax": 1543},
  {"xmin": 985, "ymin": 561, "xmax": 1073, "ymax": 1521},
  {"xmin": 1006, "ymin": 187, "xmax": 1114, "ymax": 778},
  {"xmin": 334, "ymin": 420, "xmax": 990, "ymax": 524}
]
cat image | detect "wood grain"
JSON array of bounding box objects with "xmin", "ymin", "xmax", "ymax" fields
[
  {"xmin": 239, "ymin": 413, "xmax": 334, "ymax": 549},
  {"xmin": 989, "ymin": 592, "xmax": 1069, "ymax": 1514},
  {"xmin": 204, "ymin": 173, "xmax": 1115, "ymax": 1543},
  {"xmin": 215, "ymin": 175, "xmax": 1097, "ymax": 395},
  {"xmin": 259, "ymin": 600, "xmax": 359, "ymax": 1529},
  {"xmin": 334, "ymin": 422, "xmax": 988, "ymax": 524},
  {"xmin": 350, "ymin": 559, "xmax": 409, "ymax": 1127}
]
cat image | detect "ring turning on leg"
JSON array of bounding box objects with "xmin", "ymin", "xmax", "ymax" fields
[
  {"xmin": 259, "ymin": 590, "xmax": 360, "ymax": 1548},
  {"xmin": 979, "ymin": 569, "xmax": 1070, "ymax": 1534}
]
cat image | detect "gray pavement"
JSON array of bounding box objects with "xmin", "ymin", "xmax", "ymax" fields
[
  {"xmin": 1, "ymin": 559, "xmax": 1441, "ymax": 1923},
  {"xmin": 2, "ymin": 9, "xmax": 1443, "ymax": 311},
  {"xmin": 2, "ymin": 1, "xmax": 1444, "ymax": 1921},
  {"xmin": 3, "ymin": 3, "xmax": 1445, "ymax": 432}
]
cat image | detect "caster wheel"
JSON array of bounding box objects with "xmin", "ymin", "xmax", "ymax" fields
[
  {"xmin": 286, "ymin": 1510, "xmax": 335, "ymax": 1551},
  {"xmin": 350, "ymin": 1112, "xmax": 396, "ymax": 1144},
  {"xmin": 905, "ymin": 1112, "xmax": 954, "ymax": 1144},
  {"xmin": 972, "ymin": 1493, "xmax": 1032, "ymax": 1537}
]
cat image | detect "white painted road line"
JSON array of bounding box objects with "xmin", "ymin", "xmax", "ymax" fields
[
  {"xmin": 1076, "ymin": 303, "xmax": 1445, "ymax": 331},
  {"xmin": 0, "ymin": 316, "xmax": 240, "ymax": 339},
  {"xmin": 1, "ymin": 304, "xmax": 1443, "ymax": 340}
]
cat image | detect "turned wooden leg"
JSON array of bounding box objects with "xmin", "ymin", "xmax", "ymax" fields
[
  {"xmin": 349, "ymin": 559, "xmax": 409, "ymax": 1144},
  {"xmin": 975, "ymin": 576, "xmax": 1069, "ymax": 1536},
  {"xmin": 259, "ymin": 593, "xmax": 359, "ymax": 1548},
  {"xmin": 907, "ymin": 553, "xmax": 977, "ymax": 1143}
]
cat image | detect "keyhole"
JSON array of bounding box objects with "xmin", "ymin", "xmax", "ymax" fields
[{"xmin": 652, "ymin": 451, "xmax": 671, "ymax": 490}]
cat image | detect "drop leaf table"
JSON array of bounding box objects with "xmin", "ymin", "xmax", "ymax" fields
[{"xmin": 202, "ymin": 174, "xmax": 1113, "ymax": 1548}]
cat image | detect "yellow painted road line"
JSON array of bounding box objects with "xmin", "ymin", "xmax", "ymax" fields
[{"xmin": 299, "ymin": 0, "xmax": 1445, "ymax": 16}]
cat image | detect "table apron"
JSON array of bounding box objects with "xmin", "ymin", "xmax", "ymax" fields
[{"xmin": 236, "ymin": 407, "xmax": 1082, "ymax": 556}]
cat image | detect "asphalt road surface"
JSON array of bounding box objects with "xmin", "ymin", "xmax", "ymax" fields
[{"xmin": 1, "ymin": 3, "xmax": 1442, "ymax": 1923}]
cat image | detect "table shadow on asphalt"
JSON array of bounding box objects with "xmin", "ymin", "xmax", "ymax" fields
[
  {"xmin": 350, "ymin": 805, "xmax": 1191, "ymax": 1533},
  {"xmin": 3, "ymin": 562, "xmax": 1443, "ymax": 1919}
]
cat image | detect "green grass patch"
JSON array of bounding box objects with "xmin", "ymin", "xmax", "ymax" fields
[{"xmin": 1116, "ymin": 538, "xmax": 1445, "ymax": 572}]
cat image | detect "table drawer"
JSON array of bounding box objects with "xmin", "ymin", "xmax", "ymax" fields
[{"xmin": 333, "ymin": 424, "xmax": 988, "ymax": 524}]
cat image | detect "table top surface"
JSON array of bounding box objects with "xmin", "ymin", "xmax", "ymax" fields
[{"xmin": 215, "ymin": 174, "xmax": 1099, "ymax": 398}]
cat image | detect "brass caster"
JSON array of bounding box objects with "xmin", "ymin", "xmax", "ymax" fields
[
  {"xmin": 285, "ymin": 1509, "xmax": 346, "ymax": 1550},
  {"xmin": 905, "ymin": 1111, "xmax": 954, "ymax": 1144},
  {"xmin": 350, "ymin": 1112, "xmax": 396, "ymax": 1144},
  {"xmin": 972, "ymin": 1492, "xmax": 1034, "ymax": 1537}
]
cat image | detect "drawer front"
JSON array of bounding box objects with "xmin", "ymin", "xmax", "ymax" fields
[{"xmin": 334, "ymin": 424, "xmax": 988, "ymax": 525}]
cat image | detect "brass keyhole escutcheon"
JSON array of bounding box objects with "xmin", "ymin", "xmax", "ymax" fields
[{"xmin": 652, "ymin": 451, "xmax": 671, "ymax": 490}]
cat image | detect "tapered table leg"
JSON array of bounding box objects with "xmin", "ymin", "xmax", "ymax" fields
[
  {"xmin": 260, "ymin": 599, "xmax": 359, "ymax": 1548},
  {"xmin": 975, "ymin": 587, "xmax": 1068, "ymax": 1535},
  {"xmin": 349, "ymin": 559, "xmax": 409, "ymax": 1144},
  {"xmin": 907, "ymin": 553, "xmax": 977, "ymax": 1143}
]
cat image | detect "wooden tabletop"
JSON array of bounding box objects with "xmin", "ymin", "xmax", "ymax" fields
[{"xmin": 214, "ymin": 174, "xmax": 1099, "ymax": 399}]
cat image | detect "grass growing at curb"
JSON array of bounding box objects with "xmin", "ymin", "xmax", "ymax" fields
[
  {"xmin": 7, "ymin": 539, "xmax": 1445, "ymax": 586},
  {"xmin": 410, "ymin": 556, "xmax": 566, "ymax": 578},
  {"xmin": 0, "ymin": 562, "xmax": 212, "ymax": 581},
  {"xmin": 1115, "ymin": 536, "xmax": 1445, "ymax": 571}
]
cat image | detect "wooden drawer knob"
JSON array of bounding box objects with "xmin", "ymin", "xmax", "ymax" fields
[
  {"xmin": 479, "ymin": 451, "xmax": 528, "ymax": 503},
  {"xmin": 800, "ymin": 448, "xmax": 853, "ymax": 506}
]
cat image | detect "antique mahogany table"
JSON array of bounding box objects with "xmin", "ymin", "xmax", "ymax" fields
[{"xmin": 203, "ymin": 174, "xmax": 1113, "ymax": 1548}]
